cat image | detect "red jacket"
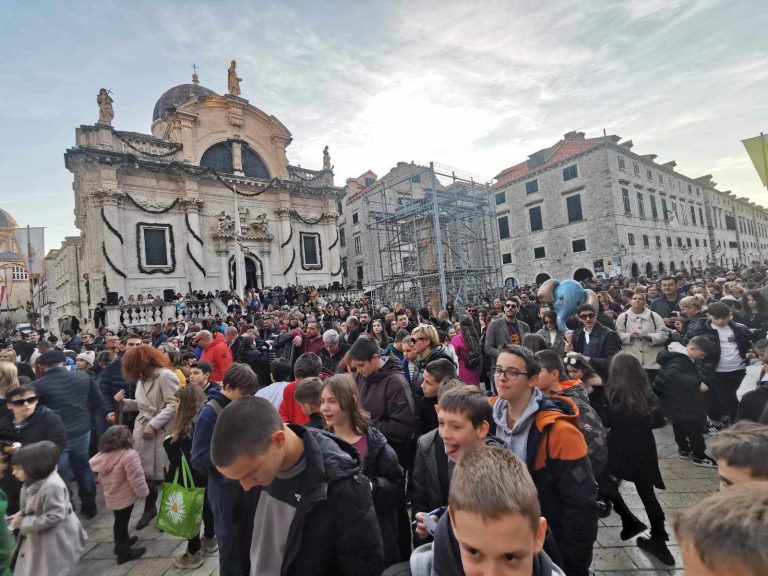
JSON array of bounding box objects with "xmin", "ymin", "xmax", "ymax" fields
[
  {"xmin": 279, "ymin": 380, "xmax": 310, "ymax": 425},
  {"xmin": 200, "ymin": 332, "xmax": 233, "ymax": 383}
]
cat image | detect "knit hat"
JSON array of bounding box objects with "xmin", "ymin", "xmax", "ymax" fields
[{"xmin": 76, "ymin": 351, "xmax": 95, "ymax": 366}]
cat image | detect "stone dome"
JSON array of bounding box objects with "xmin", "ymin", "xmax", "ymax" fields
[
  {"xmin": 0, "ymin": 208, "xmax": 18, "ymax": 229},
  {"xmin": 152, "ymin": 83, "xmax": 217, "ymax": 121}
]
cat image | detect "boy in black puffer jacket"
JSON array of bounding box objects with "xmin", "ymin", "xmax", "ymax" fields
[{"xmin": 654, "ymin": 336, "xmax": 717, "ymax": 466}]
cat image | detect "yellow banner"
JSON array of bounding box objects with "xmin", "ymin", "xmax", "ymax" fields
[{"xmin": 742, "ymin": 133, "xmax": 768, "ymax": 187}]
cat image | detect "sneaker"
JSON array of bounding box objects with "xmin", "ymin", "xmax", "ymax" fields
[
  {"xmin": 705, "ymin": 421, "xmax": 724, "ymax": 435},
  {"xmin": 620, "ymin": 519, "xmax": 647, "ymax": 541},
  {"xmin": 201, "ymin": 537, "xmax": 218, "ymax": 554},
  {"xmin": 174, "ymin": 551, "xmax": 204, "ymax": 569},
  {"xmin": 637, "ymin": 536, "xmax": 675, "ymax": 566},
  {"xmin": 692, "ymin": 455, "xmax": 717, "ymax": 468},
  {"xmin": 677, "ymin": 450, "xmax": 692, "ymax": 459}
]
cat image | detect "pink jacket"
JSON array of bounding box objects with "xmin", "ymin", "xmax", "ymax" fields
[{"xmin": 90, "ymin": 448, "xmax": 149, "ymax": 511}]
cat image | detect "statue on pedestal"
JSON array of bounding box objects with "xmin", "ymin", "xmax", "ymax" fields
[
  {"xmin": 228, "ymin": 59, "xmax": 242, "ymax": 96},
  {"xmin": 97, "ymin": 88, "xmax": 114, "ymax": 125},
  {"xmin": 323, "ymin": 145, "xmax": 331, "ymax": 170}
]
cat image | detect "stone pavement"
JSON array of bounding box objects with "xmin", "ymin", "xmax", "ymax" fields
[{"xmin": 73, "ymin": 424, "xmax": 715, "ymax": 576}]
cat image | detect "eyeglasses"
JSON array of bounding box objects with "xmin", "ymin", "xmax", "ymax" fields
[
  {"xmin": 10, "ymin": 396, "xmax": 38, "ymax": 407},
  {"xmin": 415, "ymin": 337, "xmax": 431, "ymax": 342},
  {"xmin": 505, "ymin": 303, "xmax": 518, "ymax": 309},
  {"xmin": 578, "ymin": 313, "xmax": 596, "ymax": 320},
  {"xmin": 494, "ymin": 367, "xmax": 529, "ymax": 380}
]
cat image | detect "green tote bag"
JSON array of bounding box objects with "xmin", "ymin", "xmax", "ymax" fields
[{"xmin": 156, "ymin": 454, "xmax": 205, "ymax": 539}]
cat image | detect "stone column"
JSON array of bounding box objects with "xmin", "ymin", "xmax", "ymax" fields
[
  {"xmin": 96, "ymin": 190, "xmax": 127, "ymax": 298},
  {"xmin": 216, "ymin": 248, "xmax": 230, "ymax": 291},
  {"xmin": 259, "ymin": 248, "xmax": 272, "ymax": 288},
  {"xmin": 182, "ymin": 199, "xmax": 206, "ymax": 291},
  {"xmin": 275, "ymin": 208, "xmax": 293, "ymax": 284}
]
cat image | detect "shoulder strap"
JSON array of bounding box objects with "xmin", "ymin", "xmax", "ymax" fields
[{"xmin": 206, "ymin": 398, "xmax": 223, "ymax": 416}]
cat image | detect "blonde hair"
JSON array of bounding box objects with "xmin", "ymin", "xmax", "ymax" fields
[
  {"xmin": 411, "ymin": 323, "xmax": 439, "ymax": 347},
  {"xmin": 0, "ymin": 349, "xmax": 16, "ymax": 364},
  {"xmin": 679, "ymin": 296, "xmax": 703, "ymax": 312},
  {"xmin": 0, "ymin": 363, "xmax": 19, "ymax": 397}
]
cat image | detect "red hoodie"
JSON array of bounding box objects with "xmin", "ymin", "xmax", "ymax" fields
[{"xmin": 200, "ymin": 332, "xmax": 233, "ymax": 383}]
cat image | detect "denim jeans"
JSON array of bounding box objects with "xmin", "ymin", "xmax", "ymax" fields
[{"xmin": 58, "ymin": 431, "xmax": 96, "ymax": 506}]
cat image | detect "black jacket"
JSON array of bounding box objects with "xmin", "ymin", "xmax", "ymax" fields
[
  {"xmin": 603, "ymin": 405, "xmax": 664, "ymax": 489},
  {"xmin": 319, "ymin": 342, "xmax": 350, "ymax": 373},
  {"xmin": 737, "ymin": 383, "xmax": 768, "ymax": 423},
  {"xmin": 684, "ymin": 319, "xmax": 752, "ymax": 382},
  {"xmin": 242, "ymin": 426, "xmax": 384, "ymax": 576},
  {"xmin": 356, "ymin": 357, "xmax": 416, "ymax": 445},
  {"xmin": 653, "ymin": 345, "xmax": 707, "ymax": 422},
  {"xmin": 34, "ymin": 367, "xmax": 104, "ymax": 438},
  {"xmin": 571, "ymin": 323, "xmax": 622, "ymax": 380},
  {"xmin": 362, "ymin": 427, "xmax": 407, "ymax": 567},
  {"xmin": 97, "ymin": 357, "xmax": 136, "ymax": 415},
  {"xmin": 411, "ymin": 429, "xmax": 450, "ymax": 528},
  {"xmin": 237, "ymin": 342, "xmax": 271, "ymax": 386}
]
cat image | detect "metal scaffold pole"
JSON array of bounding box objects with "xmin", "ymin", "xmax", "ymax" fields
[{"xmin": 430, "ymin": 162, "xmax": 448, "ymax": 309}]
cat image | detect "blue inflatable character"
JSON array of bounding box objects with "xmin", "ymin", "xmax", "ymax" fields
[{"xmin": 537, "ymin": 279, "xmax": 598, "ymax": 333}]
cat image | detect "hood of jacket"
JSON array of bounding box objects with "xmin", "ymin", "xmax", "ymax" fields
[
  {"xmin": 89, "ymin": 449, "xmax": 132, "ymax": 475},
  {"xmin": 492, "ymin": 387, "xmax": 545, "ymax": 442},
  {"xmin": 557, "ymin": 380, "xmax": 590, "ymax": 405},
  {"xmin": 657, "ymin": 341, "xmax": 693, "ymax": 365},
  {"xmin": 365, "ymin": 355, "xmax": 406, "ymax": 386},
  {"xmin": 290, "ymin": 425, "xmax": 362, "ymax": 499}
]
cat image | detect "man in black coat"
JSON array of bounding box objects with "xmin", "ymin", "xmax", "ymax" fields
[
  {"xmin": 98, "ymin": 333, "xmax": 142, "ymax": 427},
  {"xmin": 33, "ymin": 350, "xmax": 104, "ymax": 518},
  {"xmin": 211, "ymin": 397, "xmax": 384, "ymax": 576},
  {"xmin": 566, "ymin": 304, "xmax": 623, "ymax": 382}
]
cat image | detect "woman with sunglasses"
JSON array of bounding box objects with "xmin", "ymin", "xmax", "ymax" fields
[
  {"xmin": 0, "ymin": 383, "xmax": 67, "ymax": 514},
  {"xmin": 536, "ymin": 310, "xmax": 565, "ymax": 358}
]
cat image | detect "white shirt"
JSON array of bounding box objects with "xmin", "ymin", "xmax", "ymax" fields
[{"xmin": 714, "ymin": 324, "xmax": 746, "ymax": 372}]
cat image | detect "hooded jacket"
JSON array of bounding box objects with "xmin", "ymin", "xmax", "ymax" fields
[
  {"xmin": 200, "ymin": 332, "xmax": 234, "ymax": 383},
  {"xmin": 239, "ymin": 426, "xmax": 385, "ymax": 576},
  {"xmin": 493, "ymin": 393, "xmax": 598, "ymax": 576},
  {"xmin": 557, "ymin": 380, "xmax": 608, "ymax": 477},
  {"xmin": 89, "ymin": 448, "xmax": 149, "ymax": 510},
  {"xmin": 653, "ymin": 342, "xmax": 707, "ymax": 421},
  {"xmin": 684, "ymin": 318, "xmax": 752, "ymax": 382},
  {"xmin": 356, "ymin": 356, "xmax": 416, "ymax": 445}
]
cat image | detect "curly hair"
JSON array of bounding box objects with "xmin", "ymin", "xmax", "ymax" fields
[{"xmin": 121, "ymin": 345, "xmax": 169, "ymax": 382}]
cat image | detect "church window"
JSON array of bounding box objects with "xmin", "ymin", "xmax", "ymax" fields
[
  {"xmin": 300, "ymin": 233, "xmax": 322, "ymax": 269},
  {"xmin": 139, "ymin": 225, "xmax": 171, "ymax": 268},
  {"xmin": 199, "ymin": 140, "xmax": 270, "ymax": 179}
]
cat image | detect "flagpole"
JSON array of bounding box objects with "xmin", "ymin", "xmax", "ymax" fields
[{"xmin": 233, "ymin": 184, "xmax": 246, "ymax": 299}]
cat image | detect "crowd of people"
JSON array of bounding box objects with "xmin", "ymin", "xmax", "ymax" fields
[{"xmin": 0, "ymin": 266, "xmax": 767, "ymax": 575}]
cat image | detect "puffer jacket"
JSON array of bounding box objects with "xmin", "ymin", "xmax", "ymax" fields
[
  {"xmin": 239, "ymin": 426, "xmax": 384, "ymax": 576},
  {"xmin": 90, "ymin": 448, "xmax": 149, "ymax": 510},
  {"xmin": 684, "ymin": 319, "xmax": 752, "ymax": 382},
  {"xmin": 362, "ymin": 427, "xmax": 407, "ymax": 567},
  {"xmin": 557, "ymin": 380, "xmax": 608, "ymax": 477},
  {"xmin": 200, "ymin": 332, "xmax": 233, "ymax": 383},
  {"xmin": 493, "ymin": 394, "xmax": 598, "ymax": 576},
  {"xmin": 356, "ymin": 357, "xmax": 416, "ymax": 445},
  {"xmin": 653, "ymin": 342, "xmax": 707, "ymax": 422}
]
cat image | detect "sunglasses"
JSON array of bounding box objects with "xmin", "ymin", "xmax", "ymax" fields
[
  {"xmin": 10, "ymin": 396, "xmax": 38, "ymax": 407},
  {"xmin": 579, "ymin": 313, "xmax": 596, "ymax": 320},
  {"xmin": 505, "ymin": 303, "xmax": 518, "ymax": 308}
]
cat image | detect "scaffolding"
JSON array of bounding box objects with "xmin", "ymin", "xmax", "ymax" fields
[{"xmin": 363, "ymin": 162, "xmax": 503, "ymax": 310}]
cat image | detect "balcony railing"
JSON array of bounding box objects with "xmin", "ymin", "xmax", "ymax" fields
[{"xmin": 104, "ymin": 299, "xmax": 215, "ymax": 330}]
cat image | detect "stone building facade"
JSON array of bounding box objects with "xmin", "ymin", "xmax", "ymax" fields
[
  {"xmin": 62, "ymin": 69, "xmax": 344, "ymax": 320},
  {"xmin": 0, "ymin": 209, "xmax": 33, "ymax": 326},
  {"xmin": 493, "ymin": 131, "xmax": 768, "ymax": 286},
  {"xmin": 35, "ymin": 236, "xmax": 88, "ymax": 335}
]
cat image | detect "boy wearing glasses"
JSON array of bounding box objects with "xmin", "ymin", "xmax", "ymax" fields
[
  {"xmin": 564, "ymin": 303, "xmax": 622, "ymax": 382},
  {"xmin": 491, "ymin": 344, "xmax": 598, "ymax": 576}
]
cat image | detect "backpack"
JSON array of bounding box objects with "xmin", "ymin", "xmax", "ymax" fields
[{"xmin": 465, "ymin": 341, "xmax": 482, "ymax": 370}]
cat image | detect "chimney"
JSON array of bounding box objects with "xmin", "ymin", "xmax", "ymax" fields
[
  {"xmin": 563, "ymin": 131, "xmax": 585, "ymax": 141},
  {"xmin": 619, "ymin": 140, "xmax": 634, "ymax": 150}
]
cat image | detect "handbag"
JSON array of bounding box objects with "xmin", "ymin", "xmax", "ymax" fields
[{"xmin": 156, "ymin": 453, "xmax": 205, "ymax": 539}]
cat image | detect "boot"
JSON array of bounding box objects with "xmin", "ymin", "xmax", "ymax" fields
[
  {"xmin": 114, "ymin": 536, "xmax": 138, "ymax": 554},
  {"xmin": 135, "ymin": 485, "xmax": 158, "ymax": 530},
  {"xmin": 620, "ymin": 517, "xmax": 647, "ymax": 541},
  {"xmin": 116, "ymin": 539, "xmax": 146, "ymax": 565},
  {"xmin": 637, "ymin": 536, "xmax": 674, "ymax": 566}
]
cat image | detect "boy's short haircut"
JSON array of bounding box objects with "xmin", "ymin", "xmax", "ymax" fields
[
  {"xmin": 535, "ymin": 350, "xmax": 565, "ymax": 380},
  {"xmin": 347, "ymin": 337, "xmax": 380, "ymax": 363},
  {"xmin": 673, "ymin": 483, "xmax": 768, "ymax": 576},
  {"xmin": 707, "ymin": 301, "xmax": 732, "ymax": 319},
  {"xmin": 425, "ymin": 358, "xmax": 458, "ymax": 384},
  {"xmin": 449, "ymin": 445, "xmax": 540, "ymax": 533},
  {"xmin": 753, "ymin": 338, "xmax": 768, "ymax": 353},
  {"xmin": 688, "ymin": 335, "xmax": 716, "ymax": 357},
  {"xmin": 182, "ymin": 351, "xmax": 196, "ymax": 361},
  {"xmin": 211, "ymin": 396, "xmax": 283, "ymax": 468},
  {"xmin": 401, "ymin": 335, "xmax": 415, "ymax": 346},
  {"xmin": 709, "ymin": 421, "xmax": 768, "ymax": 478},
  {"xmin": 437, "ymin": 377, "xmax": 465, "ymax": 403},
  {"xmin": 438, "ymin": 385, "xmax": 492, "ymax": 428},
  {"xmin": 293, "ymin": 352, "xmax": 322, "ymax": 379},
  {"xmin": 191, "ymin": 361, "xmax": 212, "ymax": 374},
  {"xmin": 294, "ymin": 377, "xmax": 323, "ymax": 407},
  {"xmin": 394, "ymin": 329, "xmax": 410, "ymax": 343},
  {"xmin": 576, "ymin": 303, "xmax": 596, "ymax": 315},
  {"xmin": 270, "ymin": 357, "xmax": 292, "ymax": 382},
  {"xmin": 497, "ymin": 344, "xmax": 542, "ymax": 377},
  {"xmin": 222, "ymin": 362, "xmax": 259, "ymax": 394}
]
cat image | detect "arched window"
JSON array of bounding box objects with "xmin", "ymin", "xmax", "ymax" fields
[
  {"xmin": 573, "ymin": 268, "xmax": 593, "ymax": 282},
  {"xmin": 535, "ymin": 273, "xmax": 551, "ymax": 285},
  {"xmin": 200, "ymin": 140, "xmax": 270, "ymax": 179}
]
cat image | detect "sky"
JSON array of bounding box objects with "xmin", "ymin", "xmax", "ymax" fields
[{"xmin": 1, "ymin": 0, "xmax": 767, "ymax": 251}]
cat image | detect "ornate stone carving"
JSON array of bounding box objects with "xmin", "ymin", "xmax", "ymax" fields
[
  {"xmin": 213, "ymin": 209, "xmax": 273, "ymax": 242},
  {"xmin": 228, "ymin": 106, "xmax": 244, "ymax": 127},
  {"xmin": 274, "ymin": 207, "xmax": 338, "ymax": 224},
  {"xmin": 90, "ymin": 188, "xmax": 125, "ymax": 206},
  {"xmin": 323, "ymin": 145, "xmax": 331, "ymax": 170},
  {"xmin": 97, "ymin": 88, "xmax": 114, "ymax": 125},
  {"xmin": 232, "ymin": 141, "xmax": 243, "ymax": 171},
  {"xmin": 179, "ymin": 198, "xmax": 204, "ymax": 211}
]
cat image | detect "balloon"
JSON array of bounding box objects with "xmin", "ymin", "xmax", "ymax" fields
[{"xmin": 537, "ymin": 279, "xmax": 597, "ymax": 333}]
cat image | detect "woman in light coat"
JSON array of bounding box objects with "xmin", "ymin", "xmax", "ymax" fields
[
  {"xmin": 117, "ymin": 345, "xmax": 178, "ymax": 530},
  {"xmin": 615, "ymin": 293, "xmax": 668, "ymax": 381}
]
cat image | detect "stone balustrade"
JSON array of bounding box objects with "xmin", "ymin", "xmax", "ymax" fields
[{"xmin": 104, "ymin": 299, "xmax": 214, "ymax": 331}]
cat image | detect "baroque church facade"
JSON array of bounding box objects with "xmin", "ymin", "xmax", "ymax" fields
[{"xmin": 65, "ymin": 63, "xmax": 344, "ymax": 307}]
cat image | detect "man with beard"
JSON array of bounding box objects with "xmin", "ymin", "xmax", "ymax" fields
[{"xmin": 483, "ymin": 298, "xmax": 531, "ymax": 377}]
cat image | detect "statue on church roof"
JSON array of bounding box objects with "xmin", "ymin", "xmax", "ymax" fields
[
  {"xmin": 323, "ymin": 145, "xmax": 331, "ymax": 170},
  {"xmin": 228, "ymin": 59, "xmax": 242, "ymax": 96},
  {"xmin": 97, "ymin": 88, "xmax": 114, "ymax": 125}
]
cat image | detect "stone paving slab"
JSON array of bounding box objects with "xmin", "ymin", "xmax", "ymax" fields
[{"xmin": 71, "ymin": 423, "xmax": 717, "ymax": 575}]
